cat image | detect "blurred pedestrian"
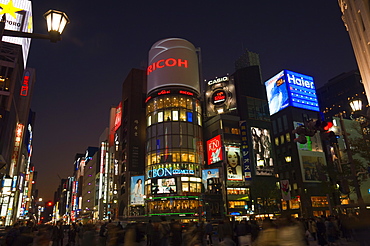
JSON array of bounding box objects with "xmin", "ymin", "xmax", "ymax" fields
[
  {"xmin": 276, "ymin": 216, "xmax": 306, "ymax": 246},
  {"xmin": 235, "ymin": 220, "xmax": 251, "ymax": 246},
  {"xmin": 51, "ymin": 221, "xmax": 64, "ymax": 246},
  {"xmin": 145, "ymin": 220, "xmax": 154, "ymax": 246},
  {"xmin": 204, "ymin": 221, "xmax": 213, "ymax": 245},
  {"xmin": 68, "ymin": 224, "xmax": 77, "ymax": 246},
  {"xmin": 170, "ymin": 220, "xmax": 182, "ymax": 246},
  {"xmin": 254, "ymin": 218, "xmax": 278, "ymax": 246},
  {"xmin": 5, "ymin": 223, "xmax": 20, "ymax": 246}
]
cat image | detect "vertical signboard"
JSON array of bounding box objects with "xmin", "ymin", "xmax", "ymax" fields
[
  {"xmin": 251, "ymin": 127, "xmax": 274, "ymax": 176},
  {"xmin": 130, "ymin": 175, "xmax": 144, "ymax": 205},
  {"xmin": 240, "ymin": 121, "xmax": 251, "ymax": 180},
  {"xmin": 202, "ymin": 168, "xmax": 219, "ymax": 191},
  {"xmin": 280, "ymin": 180, "xmax": 291, "ymax": 201},
  {"xmin": 207, "ymin": 135, "xmax": 222, "ymax": 165},
  {"xmin": 225, "ymin": 145, "xmax": 243, "ymax": 181}
]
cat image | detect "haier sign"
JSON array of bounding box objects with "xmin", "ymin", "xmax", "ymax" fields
[{"xmin": 265, "ymin": 70, "xmax": 319, "ymax": 115}]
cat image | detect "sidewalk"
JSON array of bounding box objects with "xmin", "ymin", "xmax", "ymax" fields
[{"xmin": 308, "ymin": 238, "xmax": 360, "ymax": 246}]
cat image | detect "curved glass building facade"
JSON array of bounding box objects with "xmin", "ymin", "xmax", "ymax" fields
[{"xmin": 145, "ymin": 88, "xmax": 203, "ymax": 216}]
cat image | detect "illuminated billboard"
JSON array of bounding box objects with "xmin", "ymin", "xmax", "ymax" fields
[
  {"xmin": 202, "ymin": 168, "xmax": 219, "ymax": 191},
  {"xmin": 265, "ymin": 70, "xmax": 319, "ymax": 115},
  {"xmin": 147, "ymin": 38, "xmax": 199, "ymax": 94},
  {"xmin": 207, "ymin": 135, "xmax": 222, "ymax": 165},
  {"xmin": 251, "ymin": 127, "xmax": 274, "ymax": 176},
  {"xmin": 0, "ymin": 0, "xmax": 33, "ymax": 66},
  {"xmin": 225, "ymin": 145, "xmax": 243, "ymax": 181},
  {"xmin": 130, "ymin": 176, "xmax": 144, "ymax": 205},
  {"xmin": 298, "ymin": 151, "xmax": 326, "ymax": 182},
  {"xmin": 205, "ymin": 76, "xmax": 237, "ymax": 117},
  {"xmin": 152, "ymin": 178, "xmax": 176, "ymax": 194}
]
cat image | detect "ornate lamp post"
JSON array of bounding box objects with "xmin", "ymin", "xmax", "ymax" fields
[{"xmin": 0, "ymin": 9, "xmax": 69, "ymax": 42}]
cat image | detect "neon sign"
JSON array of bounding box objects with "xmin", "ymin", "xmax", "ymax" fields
[
  {"xmin": 20, "ymin": 70, "xmax": 30, "ymax": 96},
  {"xmin": 212, "ymin": 90, "xmax": 227, "ymax": 105},
  {"xmin": 147, "ymin": 167, "xmax": 195, "ymax": 179},
  {"xmin": 208, "ymin": 76, "xmax": 229, "ymax": 86},
  {"xmin": 147, "ymin": 58, "xmax": 188, "ymax": 75}
]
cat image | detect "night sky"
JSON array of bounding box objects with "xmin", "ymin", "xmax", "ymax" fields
[{"xmin": 26, "ymin": 0, "xmax": 358, "ymax": 200}]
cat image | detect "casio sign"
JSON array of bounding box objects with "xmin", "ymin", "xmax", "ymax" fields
[
  {"xmin": 208, "ymin": 76, "xmax": 229, "ymax": 86},
  {"xmin": 287, "ymin": 73, "xmax": 314, "ymax": 89}
]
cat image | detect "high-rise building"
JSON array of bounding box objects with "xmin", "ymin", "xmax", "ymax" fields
[
  {"xmin": 265, "ymin": 70, "xmax": 330, "ymax": 218},
  {"xmin": 338, "ymin": 0, "xmax": 370, "ymax": 103},
  {"xmin": 117, "ymin": 68, "xmax": 147, "ymax": 218},
  {"xmin": 145, "ymin": 38, "xmax": 203, "ymax": 218}
]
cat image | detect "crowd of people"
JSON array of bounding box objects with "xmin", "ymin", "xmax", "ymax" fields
[{"xmin": 1, "ymin": 213, "xmax": 370, "ymax": 246}]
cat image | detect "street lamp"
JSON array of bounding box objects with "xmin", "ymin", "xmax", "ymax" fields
[{"xmin": 0, "ymin": 9, "xmax": 69, "ymax": 42}]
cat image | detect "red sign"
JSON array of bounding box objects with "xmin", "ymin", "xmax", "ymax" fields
[
  {"xmin": 114, "ymin": 102, "xmax": 122, "ymax": 132},
  {"xmin": 207, "ymin": 135, "xmax": 222, "ymax": 165},
  {"xmin": 212, "ymin": 90, "xmax": 227, "ymax": 105},
  {"xmin": 147, "ymin": 58, "xmax": 188, "ymax": 75},
  {"xmin": 20, "ymin": 71, "xmax": 30, "ymax": 96}
]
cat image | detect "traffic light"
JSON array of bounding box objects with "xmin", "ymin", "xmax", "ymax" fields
[
  {"xmin": 337, "ymin": 180, "xmax": 350, "ymax": 194},
  {"xmin": 46, "ymin": 201, "xmax": 53, "ymax": 207},
  {"xmin": 293, "ymin": 119, "xmax": 335, "ymax": 144}
]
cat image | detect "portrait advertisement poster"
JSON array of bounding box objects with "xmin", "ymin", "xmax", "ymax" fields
[
  {"xmin": 130, "ymin": 176, "xmax": 144, "ymax": 205},
  {"xmin": 225, "ymin": 145, "xmax": 243, "ymax": 181},
  {"xmin": 251, "ymin": 127, "xmax": 274, "ymax": 176},
  {"xmin": 157, "ymin": 178, "xmax": 176, "ymax": 194},
  {"xmin": 280, "ymin": 180, "xmax": 291, "ymax": 201},
  {"xmin": 293, "ymin": 122, "xmax": 323, "ymax": 152},
  {"xmin": 207, "ymin": 135, "xmax": 222, "ymax": 165},
  {"xmin": 202, "ymin": 168, "xmax": 220, "ymax": 191},
  {"xmin": 298, "ymin": 151, "xmax": 326, "ymax": 182},
  {"xmin": 265, "ymin": 70, "xmax": 289, "ymax": 116}
]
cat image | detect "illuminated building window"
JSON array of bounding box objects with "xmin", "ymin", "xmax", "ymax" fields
[
  {"xmin": 172, "ymin": 111, "xmax": 179, "ymax": 121},
  {"xmin": 228, "ymin": 201, "xmax": 246, "ymax": 208},
  {"xmin": 187, "ymin": 112, "xmax": 193, "ymax": 122},
  {"xmin": 231, "ymin": 128, "xmax": 240, "ymax": 135},
  {"xmin": 275, "ymin": 137, "xmax": 279, "ymax": 146},
  {"xmin": 180, "ymin": 109, "xmax": 186, "ymax": 121},
  {"xmin": 311, "ymin": 196, "xmax": 328, "ymax": 207},
  {"xmin": 227, "ymin": 188, "xmax": 249, "ymax": 195},
  {"xmin": 197, "ymin": 114, "xmax": 202, "ymax": 126},
  {"xmin": 289, "ymin": 198, "xmax": 300, "ymax": 209},
  {"xmin": 282, "ymin": 200, "xmax": 287, "ymax": 210},
  {"xmin": 158, "ymin": 112, "xmax": 163, "ymax": 122},
  {"xmin": 148, "ymin": 115, "xmax": 152, "ymax": 126},
  {"xmin": 286, "ymin": 133, "xmax": 291, "ymax": 142},
  {"xmin": 280, "ymin": 135, "xmax": 285, "ymax": 144},
  {"xmin": 165, "ymin": 110, "xmax": 171, "ymax": 121}
]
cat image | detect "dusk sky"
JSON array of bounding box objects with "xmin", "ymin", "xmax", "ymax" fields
[{"xmin": 25, "ymin": 1, "xmax": 358, "ymax": 200}]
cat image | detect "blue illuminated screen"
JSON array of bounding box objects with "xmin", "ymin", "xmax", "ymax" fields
[{"xmin": 265, "ymin": 70, "xmax": 319, "ymax": 115}]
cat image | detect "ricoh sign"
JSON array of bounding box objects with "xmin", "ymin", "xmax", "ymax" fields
[{"xmin": 147, "ymin": 38, "xmax": 200, "ymax": 94}]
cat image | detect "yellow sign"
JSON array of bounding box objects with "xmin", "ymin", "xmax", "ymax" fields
[{"xmin": 0, "ymin": 0, "xmax": 23, "ymax": 19}]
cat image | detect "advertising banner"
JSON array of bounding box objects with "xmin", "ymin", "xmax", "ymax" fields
[
  {"xmin": 130, "ymin": 176, "xmax": 144, "ymax": 205},
  {"xmin": 251, "ymin": 127, "xmax": 274, "ymax": 176},
  {"xmin": 225, "ymin": 145, "xmax": 243, "ymax": 181},
  {"xmin": 202, "ymin": 168, "xmax": 219, "ymax": 191},
  {"xmin": 280, "ymin": 180, "xmax": 291, "ymax": 201},
  {"xmin": 205, "ymin": 76, "xmax": 237, "ymax": 117},
  {"xmin": 207, "ymin": 135, "xmax": 222, "ymax": 165},
  {"xmin": 265, "ymin": 70, "xmax": 319, "ymax": 115},
  {"xmin": 157, "ymin": 178, "xmax": 176, "ymax": 194},
  {"xmin": 298, "ymin": 151, "xmax": 326, "ymax": 182},
  {"xmin": 240, "ymin": 121, "xmax": 251, "ymax": 180}
]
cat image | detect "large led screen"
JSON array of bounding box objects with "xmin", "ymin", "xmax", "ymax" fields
[
  {"xmin": 202, "ymin": 168, "xmax": 219, "ymax": 191},
  {"xmin": 265, "ymin": 70, "xmax": 319, "ymax": 115},
  {"xmin": 130, "ymin": 176, "xmax": 144, "ymax": 205},
  {"xmin": 157, "ymin": 178, "xmax": 176, "ymax": 194},
  {"xmin": 207, "ymin": 135, "xmax": 222, "ymax": 165},
  {"xmin": 251, "ymin": 127, "xmax": 274, "ymax": 176},
  {"xmin": 225, "ymin": 145, "xmax": 243, "ymax": 181}
]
